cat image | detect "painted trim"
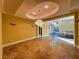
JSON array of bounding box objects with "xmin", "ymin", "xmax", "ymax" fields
[
  {"xmin": 75, "ymin": 45, "xmax": 79, "ymax": 50},
  {"xmin": 3, "ymin": 37, "xmax": 36, "ymax": 47},
  {"xmin": 75, "ymin": 45, "xmax": 78, "ymax": 48},
  {"xmin": 3, "ymin": 35, "xmax": 49, "ymax": 47},
  {"xmin": 78, "ymin": 45, "xmax": 79, "ymax": 49},
  {"xmin": 37, "ymin": 35, "xmax": 49, "ymax": 38},
  {"xmin": 42, "ymin": 35, "xmax": 49, "ymax": 37},
  {"xmin": 44, "ymin": 11, "xmax": 77, "ymax": 21}
]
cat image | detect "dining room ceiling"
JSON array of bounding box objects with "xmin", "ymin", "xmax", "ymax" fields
[
  {"xmin": 3, "ymin": 0, "xmax": 79, "ymax": 20},
  {"xmin": 25, "ymin": 1, "xmax": 59, "ymax": 19}
]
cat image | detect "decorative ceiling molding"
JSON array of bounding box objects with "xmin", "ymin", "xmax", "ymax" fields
[
  {"xmin": 25, "ymin": 1, "xmax": 59, "ymax": 19},
  {"xmin": 3, "ymin": 0, "xmax": 79, "ymax": 20}
]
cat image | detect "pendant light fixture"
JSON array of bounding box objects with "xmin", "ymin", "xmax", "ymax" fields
[
  {"xmin": 34, "ymin": 19, "xmax": 44, "ymax": 27},
  {"xmin": 34, "ymin": 10, "xmax": 44, "ymax": 27}
]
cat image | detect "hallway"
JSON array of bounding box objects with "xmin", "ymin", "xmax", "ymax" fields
[{"xmin": 3, "ymin": 37, "xmax": 79, "ymax": 59}]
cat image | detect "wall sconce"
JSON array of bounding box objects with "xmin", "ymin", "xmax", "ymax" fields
[{"xmin": 10, "ymin": 23, "xmax": 16, "ymax": 26}]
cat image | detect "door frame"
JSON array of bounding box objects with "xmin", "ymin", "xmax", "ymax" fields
[{"xmin": 44, "ymin": 11, "xmax": 79, "ymax": 48}]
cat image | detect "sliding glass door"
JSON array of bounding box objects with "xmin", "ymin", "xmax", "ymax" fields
[{"xmin": 48, "ymin": 16, "xmax": 74, "ymax": 41}]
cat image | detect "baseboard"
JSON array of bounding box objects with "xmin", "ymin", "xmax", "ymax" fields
[
  {"xmin": 36, "ymin": 35, "xmax": 49, "ymax": 38},
  {"xmin": 3, "ymin": 36, "xmax": 36, "ymax": 47},
  {"xmin": 42, "ymin": 35, "xmax": 49, "ymax": 37},
  {"xmin": 78, "ymin": 45, "xmax": 79, "ymax": 49},
  {"xmin": 75, "ymin": 45, "xmax": 79, "ymax": 50}
]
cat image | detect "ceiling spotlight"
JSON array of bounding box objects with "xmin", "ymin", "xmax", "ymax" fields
[{"xmin": 44, "ymin": 5, "xmax": 49, "ymax": 8}]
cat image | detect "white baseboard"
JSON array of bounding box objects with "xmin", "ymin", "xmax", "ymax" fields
[
  {"xmin": 42, "ymin": 35, "xmax": 49, "ymax": 37},
  {"xmin": 36, "ymin": 35, "xmax": 49, "ymax": 38},
  {"xmin": 78, "ymin": 46, "xmax": 79, "ymax": 49},
  {"xmin": 3, "ymin": 36, "xmax": 36, "ymax": 47},
  {"xmin": 76, "ymin": 45, "xmax": 79, "ymax": 50}
]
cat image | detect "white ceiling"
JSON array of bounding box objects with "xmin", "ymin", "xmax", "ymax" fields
[{"xmin": 3, "ymin": 0, "xmax": 79, "ymax": 20}]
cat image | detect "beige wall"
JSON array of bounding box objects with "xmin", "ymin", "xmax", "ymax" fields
[
  {"xmin": 2, "ymin": 13, "xmax": 36, "ymax": 44},
  {"xmin": 0, "ymin": 13, "xmax": 2, "ymax": 59},
  {"xmin": 0, "ymin": 0, "xmax": 2, "ymax": 59},
  {"xmin": 78, "ymin": 22, "xmax": 79, "ymax": 45},
  {"xmin": 42, "ymin": 21, "xmax": 49, "ymax": 36},
  {"xmin": 78, "ymin": 11, "xmax": 79, "ymax": 45}
]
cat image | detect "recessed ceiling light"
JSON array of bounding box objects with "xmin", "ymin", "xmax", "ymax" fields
[
  {"xmin": 44, "ymin": 5, "xmax": 49, "ymax": 8},
  {"xmin": 32, "ymin": 12, "xmax": 36, "ymax": 15}
]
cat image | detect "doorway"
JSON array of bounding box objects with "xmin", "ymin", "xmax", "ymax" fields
[
  {"xmin": 42, "ymin": 12, "xmax": 79, "ymax": 48},
  {"xmin": 48, "ymin": 16, "xmax": 75, "ymax": 44}
]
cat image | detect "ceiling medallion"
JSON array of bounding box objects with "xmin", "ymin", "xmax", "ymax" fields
[{"xmin": 25, "ymin": 1, "xmax": 59, "ymax": 19}]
